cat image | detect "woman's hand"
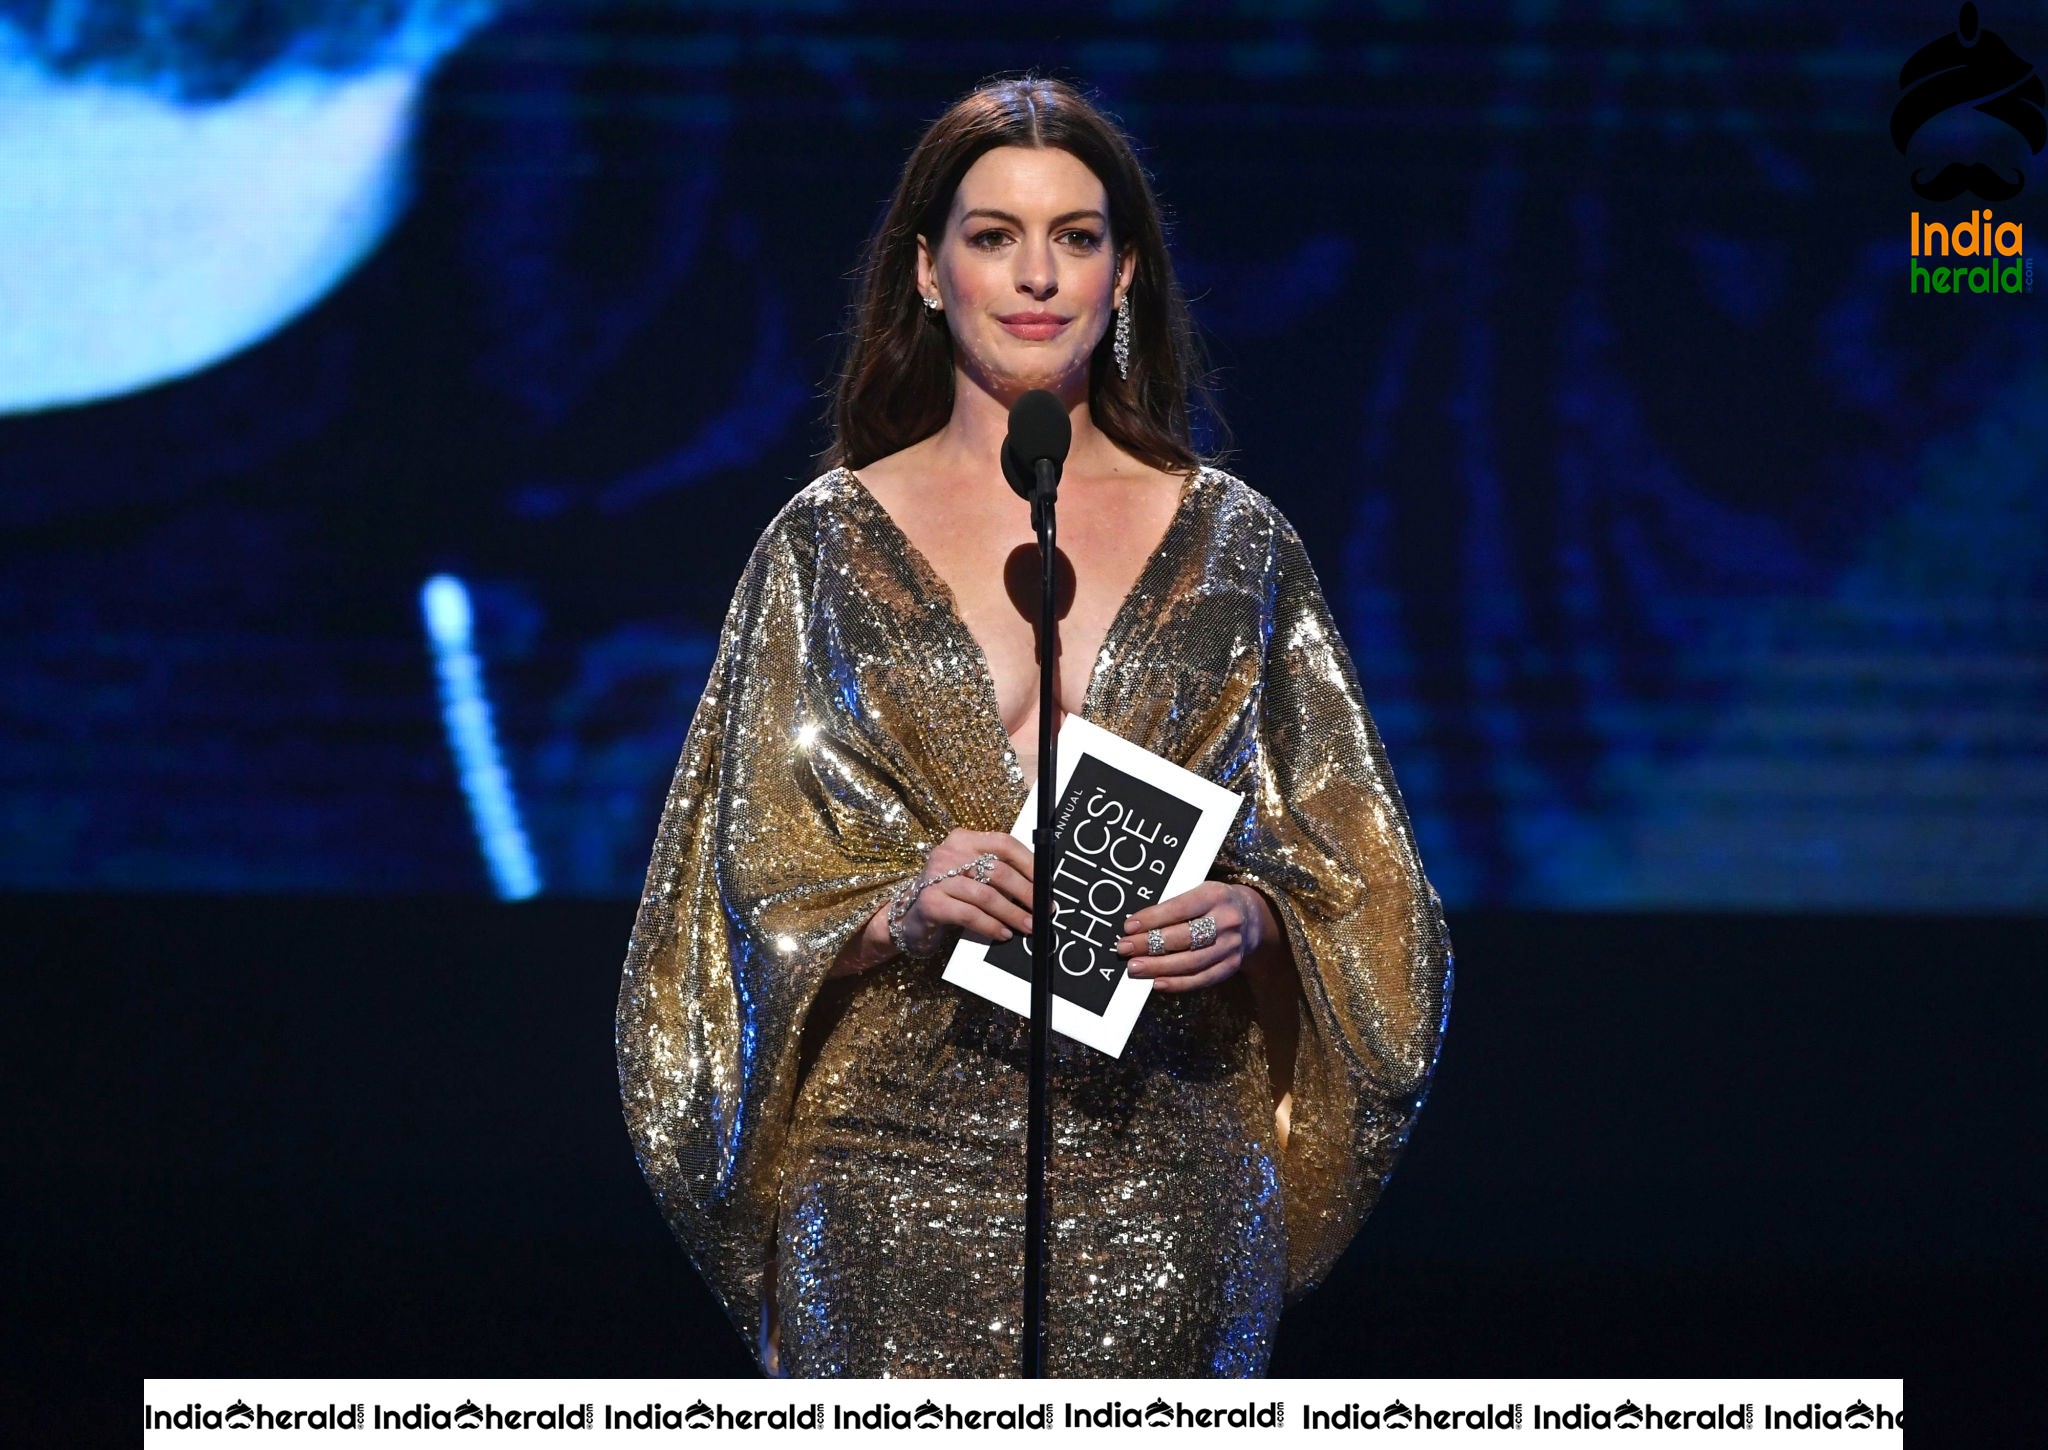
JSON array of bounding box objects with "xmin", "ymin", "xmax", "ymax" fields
[
  {"xmin": 831, "ymin": 830, "xmax": 1035, "ymax": 977},
  {"xmin": 1115, "ymin": 880, "xmax": 1281, "ymax": 993},
  {"xmin": 896, "ymin": 830, "xmax": 1037, "ymax": 955}
]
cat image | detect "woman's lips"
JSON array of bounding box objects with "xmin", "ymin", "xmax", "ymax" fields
[{"xmin": 996, "ymin": 312, "xmax": 1071, "ymax": 341}]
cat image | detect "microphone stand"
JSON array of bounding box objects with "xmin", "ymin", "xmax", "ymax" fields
[{"xmin": 1022, "ymin": 458, "xmax": 1058, "ymax": 1379}]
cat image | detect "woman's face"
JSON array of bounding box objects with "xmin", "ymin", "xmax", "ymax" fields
[{"xmin": 918, "ymin": 144, "xmax": 1133, "ymax": 403}]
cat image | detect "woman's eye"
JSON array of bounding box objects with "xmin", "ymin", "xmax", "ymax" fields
[{"xmin": 966, "ymin": 229, "xmax": 1099, "ymax": 250}]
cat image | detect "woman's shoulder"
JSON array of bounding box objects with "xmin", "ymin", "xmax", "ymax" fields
[
  {"xmin": 736, "ymin": 466, "xmax": 864, "ymax": 554},
  {"xmin": 781, "ymin": 465, "xmax": 863, "ymax": 524},
  {"xmin": 1189, "ymin": 462, "xmax": 1304, "ymax": 552}
]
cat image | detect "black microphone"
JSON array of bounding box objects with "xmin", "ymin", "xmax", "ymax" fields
[{"xmin": 1000, "ymin": 389, "xmax": 1071, "ymax": 505}]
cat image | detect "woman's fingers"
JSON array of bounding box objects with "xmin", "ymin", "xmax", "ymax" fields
[
  {"xmin": 1121, "ymin": 881, "xmax": 1238, "ymax": 938},
  {"xmin": 1123, "ymin": 937, "xmax": 1239, "ymax": 986},
  {"xmin": 953, "ymin": 903, "xmax": 1022, "ymax": 942},
  {"xmin": 1114, "ymin": 906, "xmax": 1238, "ymax": 957},
  {"xmin": 962, "ymin": 877, "xmax": 1035, "ymax": 934},
  {"xmin": 918, "ymin": 834, "xmax": 1034, "ymax": 902},
  {"xmin": 1148, "ymin": 957, "xmax": 1243, "ymax": 994},
  {"xmin": 918, "ymin": 877, "xmax": 1032, "ymax": 938},
  {"xmin": 946, "ymin": 831, "xmax": 1034, "ymax": 883},
  {"xmin": 983, "ymin": 861, "xmax": 1034, "ymax": 910},
  {"xmin": 983, "ymin": 834, "xmax": 1037, "ymax": 881}
]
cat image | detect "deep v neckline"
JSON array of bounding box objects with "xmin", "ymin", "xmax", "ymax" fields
[{"xmin": 840, "ymin": 463, "xmax": 1203, "ymax": 781}]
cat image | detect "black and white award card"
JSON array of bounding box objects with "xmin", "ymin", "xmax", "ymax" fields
[{"xmin": 942, "ymin": 715, "xmax": 1243, "ymax": 1057}]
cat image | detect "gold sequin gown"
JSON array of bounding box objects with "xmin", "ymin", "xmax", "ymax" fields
[{"xmin": 616, "ymin": 465, "xmax": 1451, "ymax": 1377}]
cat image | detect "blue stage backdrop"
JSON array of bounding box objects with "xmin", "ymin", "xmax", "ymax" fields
[{"xmin": 2, "ymin": 1, "xmax": 2042, "ymax": 908}]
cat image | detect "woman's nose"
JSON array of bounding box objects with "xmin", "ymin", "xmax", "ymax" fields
[{"xmin": 1014, "ymin": 242, "xmax": 1058, "ymax": 299}]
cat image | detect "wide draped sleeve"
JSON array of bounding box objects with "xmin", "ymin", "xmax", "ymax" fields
[
  {"xmin": 614, "ymin": 491, "xmax": 922, "ymax": 1358},
  {"xmin": 1215, "ymin": 510, "xmax": 1454, "ymax": 1302}
]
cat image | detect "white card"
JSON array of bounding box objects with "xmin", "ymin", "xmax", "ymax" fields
[{"xmin": 941, "ymin": 715, "xmax": 1244, "ymax": 1057}]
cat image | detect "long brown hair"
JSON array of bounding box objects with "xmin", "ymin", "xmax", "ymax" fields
[{"xmin": 827, "ymin": 75, "xmax": 1219, "ymax": 474}]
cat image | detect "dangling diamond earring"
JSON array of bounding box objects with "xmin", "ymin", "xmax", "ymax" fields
[
  {"xmin": 1113, "ymin": 294, "xmax": 1131, "ymax": 380},
  {"xmin": 923, "ymin": 294, "xmax": 941, "ymax": 314}
]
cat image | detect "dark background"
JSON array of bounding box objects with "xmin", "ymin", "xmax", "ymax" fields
[
  {"xmin": 2, "ymin": 0, "xmax": 2042, "ymax": 1435},
  {"xmin": 16, "ymin": 897, "xmax": 2040, "ymax": 1435}
]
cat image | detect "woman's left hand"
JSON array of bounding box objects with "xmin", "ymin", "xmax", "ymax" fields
[{"xmin": 1116, "ymin": 881, "xmax": 1276, "ymax": 993}]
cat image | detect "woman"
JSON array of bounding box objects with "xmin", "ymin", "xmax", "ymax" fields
[{"xmin": 616, "ymin": 75, "xmax": 1451, "ymax": 1378}]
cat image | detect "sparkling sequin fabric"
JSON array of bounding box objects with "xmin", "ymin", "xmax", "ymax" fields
[{"xmin": 616, "ymin": 465, "xmax": 1451, "ymax": 1377}]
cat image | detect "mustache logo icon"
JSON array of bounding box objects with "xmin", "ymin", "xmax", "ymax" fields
[{"xmin": 1912, "ymin": 160, "xmax": 2027, "ymax": 199}]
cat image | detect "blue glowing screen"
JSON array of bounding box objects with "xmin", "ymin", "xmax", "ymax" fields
[{"xmin": 2, "ymin": 1, "xmax": 2042, "ymax": 908}]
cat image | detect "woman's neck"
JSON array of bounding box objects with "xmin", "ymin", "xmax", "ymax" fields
[{"xmin": 923, "ymin": 371, "xmax": 1117, "ymax": 490}]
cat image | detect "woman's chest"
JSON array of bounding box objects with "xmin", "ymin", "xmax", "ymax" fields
[
  {"xmin": 917, "ymin": 516, "xmax": 1156, "ymax": 736},
  {"xmin": 937, "ymin": 532, "xmax": 1146, "ymax": 724}
]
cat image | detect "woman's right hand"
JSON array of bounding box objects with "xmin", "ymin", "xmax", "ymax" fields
[
  {"xmin": 831, "ymin": 830, "xmax": 1035, "ymax": 977},
  {"xmin": 895, "ymin": 830, "xmax": 1037, "ymax": 956}
]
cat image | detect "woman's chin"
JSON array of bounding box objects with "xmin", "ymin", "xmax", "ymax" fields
[{"xmin": 966, "ymin": 348, "xmax": 1088, "ymax": 402}]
